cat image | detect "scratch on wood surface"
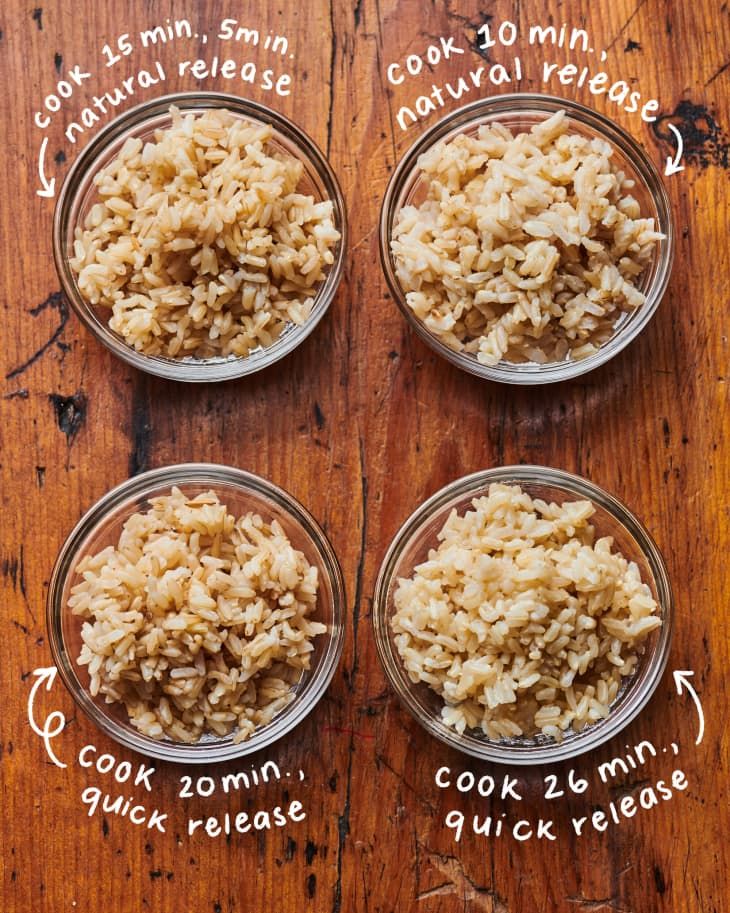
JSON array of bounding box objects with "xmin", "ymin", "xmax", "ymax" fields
[
  {"xmin": 567, "ymin": 897, "xmax": 631, "ymax": 913},
  {"xmin": 374, "ymin": 752, "xmax": 437, "ymax": 815},
  {"xmin": 605, "ymin": 0, "xmax": 650, "ymax": 51},
  {"xmin": 416, "ymin": 843, "xmax": 509, "ymax": 911},
  {"xmin": 322, "ymin": 726, "xmax": 374, "ymax": 740},
  {"xmin": 705, "ymin": 58, "xmax": 730, "ymax": 87},
  {"xmin": 349, "ymin": 225, "xmax": 377, "ymax": 255},
  {"xmin": 5, "ymin": 292, "xmax": 69, "ymax": 380}
]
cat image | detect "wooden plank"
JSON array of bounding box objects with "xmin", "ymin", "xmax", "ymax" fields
[{"xmin": 0, "ymin": 0, "xmax": 727, "ymax": 910}]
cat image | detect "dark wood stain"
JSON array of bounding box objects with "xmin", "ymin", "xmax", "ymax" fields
[{"xmin": 48, "ymin": 391, "xmax": 87, "ymax": 442}]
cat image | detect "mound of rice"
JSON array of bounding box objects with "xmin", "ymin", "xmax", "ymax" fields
[
  {"xmin": 391, "ymin": 483, "xmax": 661, "ymax": 741},
  {"xmin": 70, "ymin": 106, "xmax": 341, "ymax": 359},
  {"xmin": 391, "ymin": 109, "xmax": 664, "ymax": 365},
  {"xmin": 69, "ymin": 488, "xmax": 325, "ymax": 743}
]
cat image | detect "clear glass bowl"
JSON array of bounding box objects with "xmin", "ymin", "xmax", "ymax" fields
[
  {"xmin": 372, "ymin": 466, "xmax": 673, "ymax": 764},
  {"xmin": 379, "ymin": 94, "xmax": 674, "ymax": 384},
  {"xmin": 53, "ymin": 92, "xmax": 347, "ymax": 382},
  {"xmin": 47, "ymin": 464, "xmax": 346, "ymax": 763}
]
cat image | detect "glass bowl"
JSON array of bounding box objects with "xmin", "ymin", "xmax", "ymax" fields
[
  {"xmin": 53, "ymin": 92, "xmax": 347, "ymax": 382},
  {"xmin": 47, "ymin": 464, "xmax": 346, "ymax": 763},
  {"xmin": 372, "ymin": 466, "xmax": 673, "ymax": 764},
  {"xmin": 379, "ymin": 94, "xmax": 674, "ymax": 384}
]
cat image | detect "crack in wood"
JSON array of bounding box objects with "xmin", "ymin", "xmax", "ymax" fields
[
  {"xmin": 128, "ymin": 379, "xmax": 151, "ymax": 476},
  {"xmin": 331, "ymin": 737, "xmax": 353, "ymax": 913},
  {"xmin": 326, "ymin": 0, "xmax": 337, "ymax": 159},
  {"xmin": 346, "ymin": 435, "xmax": 368, "ymax": 692}
]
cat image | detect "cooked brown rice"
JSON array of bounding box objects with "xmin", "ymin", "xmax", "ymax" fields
[
  {"xmin": 70, "ymin": 106, "xmax": 340, "ymax": 359},
  {"xmin": 391, "ymin": 483, "xmax": 661, "ymax": 741},
  {"xmin": 69, "ymin": 487, "xmax": 325, "ymax": 743},
  {"xmin": 390, "ymin": 109, "xmax": 664, "ymax": 365}
]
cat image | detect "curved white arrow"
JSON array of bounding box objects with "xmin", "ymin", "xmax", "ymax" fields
[
  {"xmin": 36, "ymin": 137, "xmax": 56, "ymax": 198},
  {"xmin": 673, "ymin": 670, "xmax": 704, "ymax": 745},
  {"xmin": 27, "ymin": 666, "xmax": 67, "ymax": 768},
  {"xmin": 664, "ymin": 123, "xmax": 685, "ymax": 177}
]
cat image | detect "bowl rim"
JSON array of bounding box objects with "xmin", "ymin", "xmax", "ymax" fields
[
  {"xmin": 52, "ymin": 91, "xmax": 348, "ymax": 383},
  {"xmin": 378, "ymin": 92, "xmax": 675, "ymax": 385},
  {"xmin": 46, "ymin": 462, "xmax": 347, "ymax": 763},
  {"xmin": 372, "ymin": 465, "xmax": 674, "ymax": 764}
]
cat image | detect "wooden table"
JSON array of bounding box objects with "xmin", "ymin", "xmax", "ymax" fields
[{"xmin": 1, "ymin": 1, "xmax": 728, "ymax": 910}]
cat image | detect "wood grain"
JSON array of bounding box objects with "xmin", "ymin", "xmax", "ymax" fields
[{"xmin": 1, "ymin": 1, "xmax": 728, "ymax": 911}]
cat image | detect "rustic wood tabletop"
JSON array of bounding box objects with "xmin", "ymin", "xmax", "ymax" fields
[{"xmin": 1, "ymin": 1, "xmax": 728, "ymax": 911}]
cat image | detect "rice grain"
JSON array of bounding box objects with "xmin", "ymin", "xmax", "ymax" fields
[
  {"xmin": 69, "ymin": 487, "xmax": 325, "ymax": 743},
  {"xmin": 390, "ymin": 110, "xmax": 664, "ymax": 366},
  {"xmin": 391, "ymin": 482, "xmax": 661, "ymax": 741},
  {"xmin": 71, "ymin": 107, "xmax": 341, "ymax": 360}
]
